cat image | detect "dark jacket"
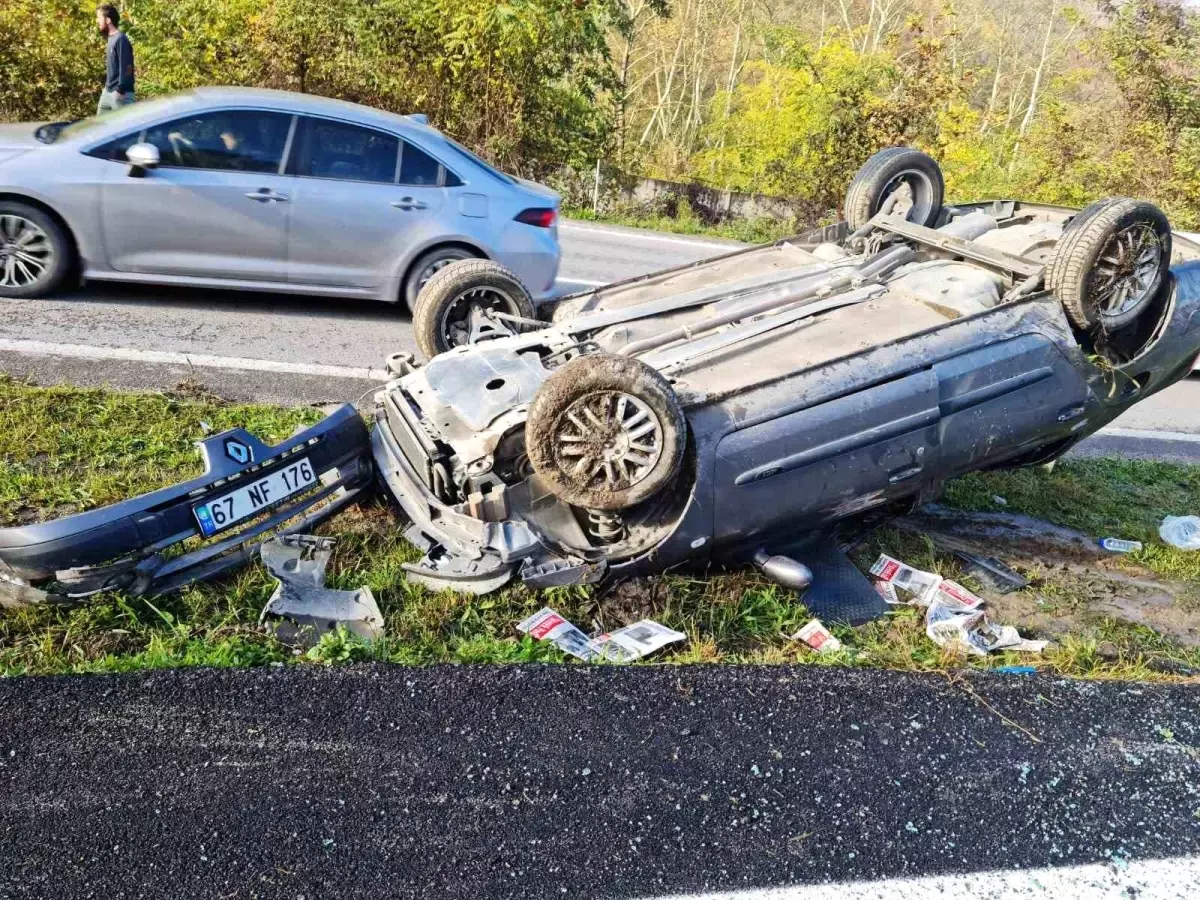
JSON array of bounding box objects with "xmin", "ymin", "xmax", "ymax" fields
[{"xmin": 105, "ymin": 31, "xmax": 135, "ymax": 94}]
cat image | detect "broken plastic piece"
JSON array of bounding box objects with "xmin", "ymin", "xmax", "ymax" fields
[
  {"xmin": 953, "ymin": 551, "xmax": 1028, "ymax": 594},
  {"xmin": 260, "ymin": 535, "xmax": 383, "ymax": 646}
]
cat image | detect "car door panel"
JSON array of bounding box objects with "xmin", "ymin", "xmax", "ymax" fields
[
  {"xmin": 713, "ymin": 370, "xmax": 941, "ymax": 540},
  {"xmin": 99, "ymin": 109, "xmax": 293, "ymax": 280},
  {"xmin": 285, "ymin": 118, "xmax": 450, "ymax": 290},
  {"xmin": 934, "ymin": 333, "xmax": 1095, "ymax": 472}
]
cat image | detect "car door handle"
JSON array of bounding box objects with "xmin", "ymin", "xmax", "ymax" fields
[
  {"xmin": 391, "ymin": 197, "xmax": 428, "ymax": 211},
  {"xmin": 245, "ymin": 189, "xmax": 289, "ymax": 202}
]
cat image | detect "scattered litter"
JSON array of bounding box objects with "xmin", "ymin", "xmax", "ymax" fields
[
  {"xmin": 873, "ymin": 579, "xmax": 900, "ymax": 605},
  {"xmin": 517, "ymin": 607, "xmax": 599, "ymax": 661},
  {"xmin": 992, "ymin": 495, "xmax": 1008, "ymax": 506},
  {"xmin": 591, "ymin": 620, "xmax": 687, "ymax": 662},
  {"xmin": 1099, "ymin": 537, "xmax": 1143, "ymax": 553},
  {"xmin": 792, "ymin": 618, "xmax": 843, "ymax": 653},
  {"xmin": 934, "ymin": 580, "xmax": 985, "ymax": 612},
  {"xmin": 870, "ymin": 554, "xmax": 942, "ymax": 604},
  {"xmin": 1159, "ymin": 515, "xmax": 1200, "ymax": 551},
  {"xmin": 995, "ymin": 665, "xmax": 1037, "ymax": 675},
  {"xmin": 517, "ymin": 607, "xmax": 685, "ymax": 662},
  {"xmin": 259, "ymin": 535, "xmax": 382, "ymax": 647},
  {"xmin": 953, "ymin": 551, "xmax": 1028, "ymax": 594},
  {"xmin": 925, "ymin": 595, "xmax": 1048, "ymax": 656}
]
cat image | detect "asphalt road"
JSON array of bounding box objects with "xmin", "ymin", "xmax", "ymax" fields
[
  {"xmin": 1, "ymin": 664, "xmax": 1197, "ymax": 900},
  {"xmin": 1, "ymin": 218, "xmax": 1199, "ymax": 454}
]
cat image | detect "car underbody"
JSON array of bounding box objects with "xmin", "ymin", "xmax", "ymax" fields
[{"xmin": 4, "ymin": 173, "xmax": 1200, "ymax": 611}]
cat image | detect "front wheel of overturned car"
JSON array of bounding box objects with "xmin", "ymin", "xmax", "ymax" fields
[
  {"xmin": 526, "ymin": 353, "xmax": 686, "ymax": 512},
  {"xmin": 0, "ymin": 202, "xmax": 73, "ymax": 299},
  {"xmin": 1047, "ymin": 198, "xmax": 1172, "ymax": 332},
  {"xmin": 412, "ymin": 259, "xmax": 537, "ymax": 359},
  {"xmin": 843, "ymin": 147, "xmax": 944, "ymax": 231}
]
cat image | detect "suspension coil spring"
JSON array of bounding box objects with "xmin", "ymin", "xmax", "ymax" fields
[{"xmin": 586, "ymin": 509, "xmax": 626, "ymax": 544}]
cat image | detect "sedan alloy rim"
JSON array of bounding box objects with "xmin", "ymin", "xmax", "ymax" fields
[
  {"xmin": 0, "ymin": 215, "xmax": 53, "ymax": 288},
  {"xmin": 1092, "ymin": 223, "xmax": 1163, "ymax": 321},
  {"xmin": 554, "ymin": 390, "xmax": 664, "ymax": 492},
  {"xmin": 438, "ymin": 286, "xmax": 524, "ymax": 347}
]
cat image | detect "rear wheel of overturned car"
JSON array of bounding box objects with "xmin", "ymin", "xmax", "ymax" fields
[
  {"xmin": 0, "ymin": 202, "xmax": 73, "ymax": 299},
  {"xmin": 1047, "ymin": 197, "xmax": 1172, "ymax": 332},
  {"xmin": 412, "ymin": 259, "xmax": 537, "ymax": 359},
  {"xmin": 526, "ymin": 353, "xmax": 686, "ymax": 512},
  {"xmin": 843, "ymin": 147, "xmax": 945, "ymax": 231}
]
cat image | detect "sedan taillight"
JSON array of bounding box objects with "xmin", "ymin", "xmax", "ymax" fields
[{"xmin": 515, "ymin": 207, "xmax": 557, "ymax": 228}]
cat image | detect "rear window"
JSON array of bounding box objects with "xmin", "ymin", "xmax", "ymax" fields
[{"xmin": 436, "ymin": 136, "xmax": 514, "ymax": 185}]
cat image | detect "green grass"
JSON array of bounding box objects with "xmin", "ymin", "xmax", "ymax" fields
[
  {"xmin": 563, "ymin": 206, "xmax": 797, "ymax": 245},
  {"xmin": 1, "ymin": 376, "xmax": 1199, "ymax": 680}
]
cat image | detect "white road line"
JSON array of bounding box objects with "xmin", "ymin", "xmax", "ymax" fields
[
  {"xmin": 1096, "ymin": 425, "xmax": 1200, "ymax": 444},
  {"xmin": 641, "ymin": 855, "xmax": 1200, "ymax": 900},
  {"xmin": 559, "ymin": 221, "xmax": 743, "ymax": 253},
  {"xmin": 0, "ymin": 338, "xmax": 390, "ymax": 381},
  {"xmin": 556, "ymin": 276, "xmax": 609, "ymax": 286}
]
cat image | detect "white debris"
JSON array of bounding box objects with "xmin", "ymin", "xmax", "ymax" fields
[
  {"xmin": 591, "ymin": 620, "xmax": 687, "ymax": 662},
  {"xmin": 933, "ymin": 580, "xmax": 985, "ymax": 612},
  {"xmin": 792, "ymin": 619, "xmax": 842, "ymax": 653},
  {"xmin": 516, "ymin": 607, "xmax": 685, "ymax": 663},
  {"xmin": 517, "ymin": 607, "xmax": 599, "ymax": 661},
  {"xmin": 870, "ymin": 554, "xmax": 942, "ymax": 605},
  {"xmin": 1160, "ymin": 515, "xmax": 1200, "ymax": 550},
  {"xmin": 925, "ymin": 595, "xmax": 1047, "ymax": 656}
]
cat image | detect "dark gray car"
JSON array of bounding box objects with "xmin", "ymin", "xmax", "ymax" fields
[{"xmin": 2, "ymin": 150, "xmax": 1197, "ymax": 607}]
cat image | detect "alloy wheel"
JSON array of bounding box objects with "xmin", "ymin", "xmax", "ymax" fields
[
  {"xmin": 0, "ymin": 214, "xmax": 53, "ymax": 289},
  {"xmin": 553, "ymin": 391, "xmax": 665, "ymax": 492}
]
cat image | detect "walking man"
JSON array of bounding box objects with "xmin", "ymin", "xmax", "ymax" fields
[{"xmin": 96, "ymin": 5, "xmax": 135, "ymax": 114}]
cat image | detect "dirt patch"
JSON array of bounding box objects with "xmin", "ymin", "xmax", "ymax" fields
[
  {"xmin": 590, "ymin": 577, "xmax": 667, "ymax": 629},
  {"xmin": 901, "ymin": 507, "xmax": 1200, "ymax": 647}
]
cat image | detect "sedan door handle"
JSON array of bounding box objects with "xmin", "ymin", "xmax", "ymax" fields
[
  {"xmin": 391, "ymin": 197, "xmax": 428, "ymax": 211},
  {"xmin": 245, "ymin": 189, "xmax": 289, "ymax": 202}
]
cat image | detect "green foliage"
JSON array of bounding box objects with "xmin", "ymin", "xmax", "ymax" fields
[{"xmin": 0, "ymin": 0, "xmax": 642, "ymax": 173}]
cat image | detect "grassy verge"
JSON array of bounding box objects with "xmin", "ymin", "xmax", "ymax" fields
[
  {"xmin": 563, "ymin": 206, "xmax": 797, "ymax": 245},
  {"xmin": 2, "ymin": 376, "xmax": 1199, "ymax": 680}
]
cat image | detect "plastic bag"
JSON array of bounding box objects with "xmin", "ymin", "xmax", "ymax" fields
[{"xmin": 1159, "ymin": 516, "xmax": 1200, "ymax": 551}]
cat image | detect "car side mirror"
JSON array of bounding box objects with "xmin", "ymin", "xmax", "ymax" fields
[{"xmin": 126, "ymin": 142, "xmax": 160, "ymax": 176}]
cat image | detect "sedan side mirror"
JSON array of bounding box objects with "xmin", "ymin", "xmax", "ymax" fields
[{"xmin": 126, "ymin": 142, "xmax": 160, "ymax": 176}]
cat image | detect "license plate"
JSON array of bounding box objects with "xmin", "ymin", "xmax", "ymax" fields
[{"xmin": 193, "ymin": 457, "xmax": 316, "ymax": 537}]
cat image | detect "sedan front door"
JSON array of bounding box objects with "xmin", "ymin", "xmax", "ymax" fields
[
  {"xmin": 99, "ymin": 109, "xmax": 295, "ymax": 281},
  {"xmin": 285, "ymin": 116, "xmax": 448, "ymax": 291}
]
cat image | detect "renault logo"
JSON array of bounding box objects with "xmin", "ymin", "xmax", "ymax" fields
[{"xmin": 224, "ymin": 438, "xmax": 253, "ymax": 465}]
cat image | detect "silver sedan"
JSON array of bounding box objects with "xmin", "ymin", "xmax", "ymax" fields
[{"xmin": 0, "ymin": 86, "xmax": 561, "ymax": 308}]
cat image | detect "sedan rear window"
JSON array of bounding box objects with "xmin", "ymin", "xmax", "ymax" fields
[{"xmin": 296, "ymin": 118, "xmax": 400, "ymax": 184}]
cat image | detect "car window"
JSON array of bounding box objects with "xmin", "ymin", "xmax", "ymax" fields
[
  {"xmin": 399, "ymin": 141, "xmax": 441, "ymax": 186},
  {"xmin": 87, "ymin": 129, "xmax": 145, "ymax": 162},
  {"xmin": 436, "ymin": 135, "xmax": 514, "ymax": 185},
  {"xmin": 142, "ymin": 110, "xmax": 292, "ymax": 173},
  {"xmin": 297, "ymin": 118, "xmax": 399, "ymax": 184}
]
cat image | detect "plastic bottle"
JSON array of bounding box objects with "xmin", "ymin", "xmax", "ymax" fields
[
  {"xmin": 1099, "ymin": 538, "xmax": 1142, "ymax": 553},
  {"xmin": 1159, "ymin": 516, "xmax": 1200, "ymax": 551}
]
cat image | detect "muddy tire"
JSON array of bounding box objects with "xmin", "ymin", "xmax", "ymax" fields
[
  {"xmin": 0, "ymin": 201, "xmax": 73, "ymax": 299},
  {"xmin": 844, "ymin": 147, "xmax": 944, "ymax": 231},
  {"xmin": 1047, "ymin": 198, "xmax": 1172, "ymax": 332},
  {"xmin": 526, "ymin": 353, "xmax": 686, "ymax": 511},
  {"xmin": 412, "ymin": 259, "xmax": 536, "ymax": 359}
]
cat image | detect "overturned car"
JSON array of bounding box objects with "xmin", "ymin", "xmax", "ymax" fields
[{"xmin": 4, "ymin": 148, "xmax": 1200, "ymax": 606}]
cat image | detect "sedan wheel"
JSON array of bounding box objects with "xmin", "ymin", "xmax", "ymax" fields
[
  {"xmin": 0, "ymin": 202, "xmax": 73, "ymax": 299},
  {"xmin": 0, "ymin": 215, "xmax": 54, "ymax": 290}
]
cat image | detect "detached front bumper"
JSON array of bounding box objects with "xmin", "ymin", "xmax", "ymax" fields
[{"xmin": 0, "ymin": 405, "xmax": 373, "ymax": 607}]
